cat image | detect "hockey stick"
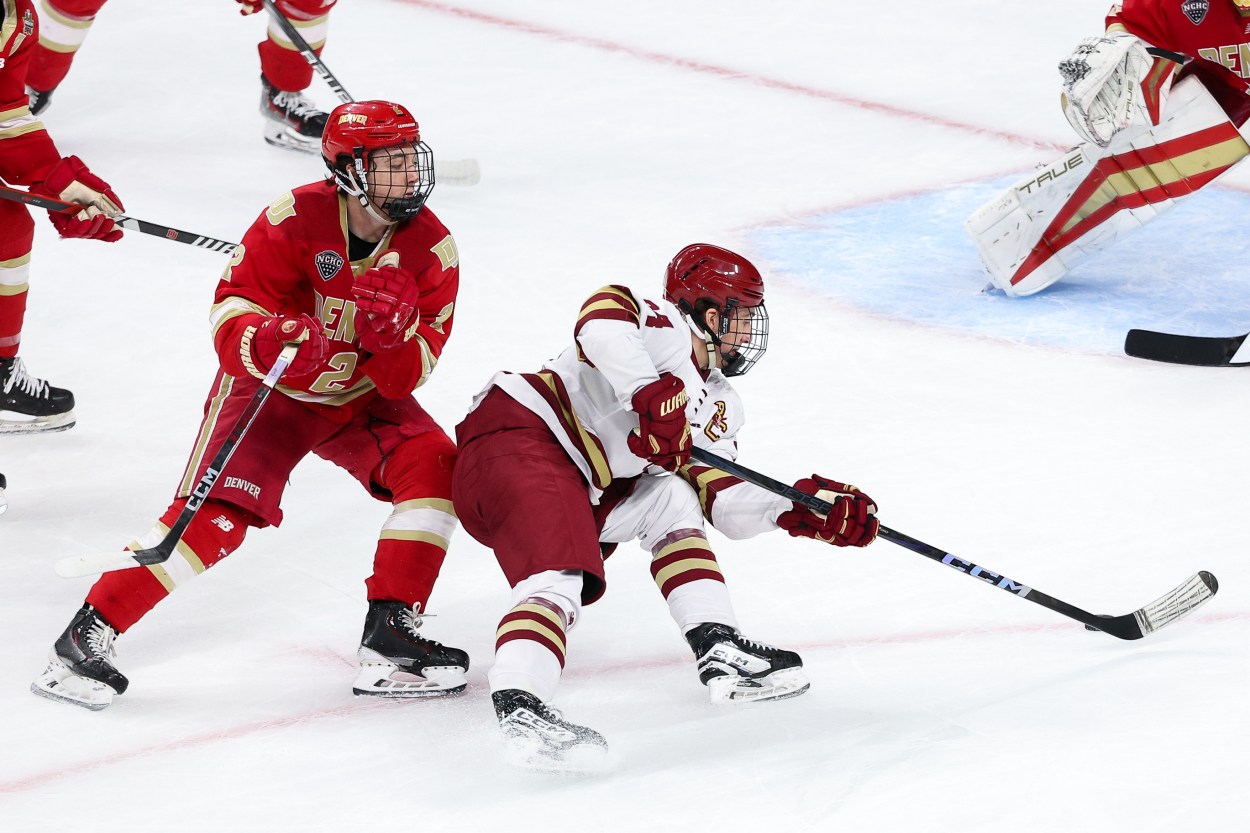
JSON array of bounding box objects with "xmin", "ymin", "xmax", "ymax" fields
[
  {"xmin": 1124, "ymin": 327, "xmax": 1250, "ymax": 366},
  {"xmin": 689, "ymin": 447, "xmax": 1218, "ymax": 640},
  {"xmin": 53, "ymin": 340, "xmax": 304, "ymax": 579},
  {"xmin": 261, "ymin": 0, "xmax": 481, "ymax": 186},
  {"xmin": 0, "ymin": 185, "xmax": 238, "ymax": 255}
]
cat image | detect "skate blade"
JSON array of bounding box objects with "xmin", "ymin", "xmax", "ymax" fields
[
  {"xmin": 262, "ymin": 122, "xmax": 320, "ymax": 154},
  {"xmin": 352, "ymin": 663, "xmax": 468, "ymax": 698},
  {"xmin": 708, "ymin": 667, "xmax": 811, "ymax": 704},
  {"xmin": 0, "ymin": 411, "xmax": 75, "ymax": 435},
  {"xmin": 30, "ymin": 658, "xmax": 114, "ymax": 711}
]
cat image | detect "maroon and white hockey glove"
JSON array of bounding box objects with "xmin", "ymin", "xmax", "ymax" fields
[
  {"xmin": 234, "ymin": 0, "xmax": 264, "ymax": 15},
  {"xmin": 777, "ymin": 475, "xmax": 879, "ymax": 548},
  {"xmin": 626, "ymin": 373, "xmax": 692, "ymax": 472},
  {"xmin": 247, "ymin": 314, "xmax": 328, "ymax": 377},
  {"xmin": 32, "ymin": 156, "xmax": 123, "ymax": 242},
  {"xmin": 352, "ymin": 251, "xmax": 419, "ymax": 354}
]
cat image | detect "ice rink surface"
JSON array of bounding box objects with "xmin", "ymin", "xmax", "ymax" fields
[{"xmin": 1, "ymin": 1, "xmax": 1246, "ymax": 830}]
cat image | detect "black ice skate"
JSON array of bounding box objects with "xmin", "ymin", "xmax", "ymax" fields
[
  {"xmin": 0, "ymin": 472, "xmax": 7, "ymax": 516},
  {"xmin": 31, "ymin": 604, "xmax": 128, "ymax": 711},
  {"xmin": 492, "ymin": 689, "xmax": 608, "ymax": 774},
  {"xmin": 27, "ymin": 85, "xmax": 54, "ymax": 116},
  {"xmin": 353, "ymin": 600, "xmax": 469, "ymax": 697},
  {"xmin": 260, "ymin": 75, "xmax": 328, "ymax": 154},
  {"xmin": 0, "ymin": 357, "xmax": 75, "ymax": 434},
  {"xmin": 685, "ymin": 622, "xmax": 810, "ymax": 703}
]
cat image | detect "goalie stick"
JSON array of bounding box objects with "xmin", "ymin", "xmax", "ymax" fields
[
  {"xmin": 0, "ymin": 185, "xmax": 237, "ymax": 255},
  {"xmin": 689, "ymin": 447, "xmax": 1217, "ymax": 640},
  {"xmin": 261, "ymin": 0, "xmax": 481, "ymax": 186},
  {"xmin": 53, "ymin": 341, "xmax": 303, "ymax": 579},
  {"xmin": 1123, "ymin": 328, "xmax": 1250, "ymax": 366}
]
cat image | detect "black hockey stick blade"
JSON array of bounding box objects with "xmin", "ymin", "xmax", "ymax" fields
[
  {"xmin": 54, "ymin": 550, "xmax": 160, "ymax": 579},
  {"xmin": 688, "ymin": 447, "xmax": 1218, "ymax": 640},
  {"xmin": 1124, "ymin": 328, "xmax": 1250, "ymax": 366}
]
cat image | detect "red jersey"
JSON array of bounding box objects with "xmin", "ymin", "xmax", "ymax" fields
[
  {"xmin": 0, "ymin": 0, "xmax": 59, "ymax": 184},
  {"xmin": 1107, "ymin": 0, "xmax": 1250, "ymax": 93},
  {"xmin": 210, "ymin": 181, "xmax": 460, "ymax": 422}
]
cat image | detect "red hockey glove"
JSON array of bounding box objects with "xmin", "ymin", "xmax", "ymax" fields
[
  {"xmin": 777, "ymin": 475, "xmax": 879, "ymax": 547},
  {"xmin": 235, "ymin": 0, "xmax": 264, "ymax": 15},
  {"xmin": 247, "ymin": 314, "xmax": 328, "ymax": 377},
  {"xmin": 626, "ymin": 373, "xmax": 692, "ymax": 472},
  {"xmin": 351, "ymin": 251, "xmax": 419, "ymax": 354},
  {"xmin": 31, "ymin": 156, "xmax": 124, "ymax": 242}
]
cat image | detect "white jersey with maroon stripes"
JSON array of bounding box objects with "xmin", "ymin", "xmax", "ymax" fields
[{"xmin": 470, "ymin": 284, "xmax": 790, "ymax": 536}]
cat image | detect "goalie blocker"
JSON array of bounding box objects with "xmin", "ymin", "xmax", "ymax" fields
[{"xmin": 966, "ymin": 75, "xmax": 1250, "ymax": 296}]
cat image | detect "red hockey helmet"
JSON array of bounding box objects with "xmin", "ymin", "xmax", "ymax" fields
[
  {"xmin": 321, "ymin": 100, "xmax": 434, "ymax": 221},
  {"xmin": 664, "ymin": 244, "xmax": 768, "ymax": 376}
]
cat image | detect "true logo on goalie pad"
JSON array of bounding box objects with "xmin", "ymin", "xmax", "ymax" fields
[
  {"xmin": 315, "ymin": 251, "xmax": 345, "ymax": 281},
  {"xmin": 1181, "ymin": 0, "xmax": 1209, "ymax": 25},
  {"xmin": 1019, "ymin": 151, "xmax": 1085, "ymax": 195}
]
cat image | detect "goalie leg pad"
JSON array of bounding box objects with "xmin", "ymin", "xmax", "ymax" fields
[{"xmin": 967, "ymin": 76, "xmax": 1249, "ymax": 296}]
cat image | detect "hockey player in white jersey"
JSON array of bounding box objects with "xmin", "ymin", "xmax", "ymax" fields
[{"xmin": 452, "ymin": 244, "xmax": 879, "ymax": 772}]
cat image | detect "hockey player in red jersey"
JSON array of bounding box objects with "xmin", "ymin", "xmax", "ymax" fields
[
  {"xmin": 25, "ymin": 0, "xmax": 336, "ymax": 152},
  {"xmin": 452, "ymin": 245, "xmax": 879, "ymax": 772},
  {"xmin": 968, "ymin": 0, "xmax": 1250, "ymax": 295},
  {"xmin": 32, "ymin": 100, "xmax": 469, "ymax": 710},
  {"xmin": 0, "ymin": 0, "xmax": 123, "ymax": 434}
]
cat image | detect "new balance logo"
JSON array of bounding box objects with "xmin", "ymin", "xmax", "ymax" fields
[{"xmin": 210, "ymin": 515, "xmax": 235, "ymax": 533}]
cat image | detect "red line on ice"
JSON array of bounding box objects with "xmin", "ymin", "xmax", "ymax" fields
[
  {"xmin": 394, "ymin": 0, "xmax": 1060, "ymax": 152},
  {"xmin": 2, "ymin": 610, "xmax": 1242, "ymax": 795}
]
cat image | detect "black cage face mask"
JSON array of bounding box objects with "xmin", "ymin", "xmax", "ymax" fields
[
  {"xmin": 353, "ymin": 141, "xmax": 435, "ymax": 221},
  {"xmin": 719, "ymin": 302, "xmax": 768, "ymax": 377}
]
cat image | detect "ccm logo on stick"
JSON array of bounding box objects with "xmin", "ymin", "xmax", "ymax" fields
[{"xmin": 941, "ymin": 554, "xmax": 1032, "ymax": 596}]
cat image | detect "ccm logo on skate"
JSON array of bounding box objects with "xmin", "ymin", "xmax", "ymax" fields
[
  {"xmin": 222, "ymin": 477, "xmax": 261, "ymax": 499},
  {"xmin": 941, "ymin": 554, "xmax": 1032, "ymax": 596}
]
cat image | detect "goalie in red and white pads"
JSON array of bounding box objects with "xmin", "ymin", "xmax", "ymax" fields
[
  {"xmin": 967, "ymin": 0, "xmax": 1250, "ymax": 296},
  {"xmin": 452, "ymin": 244, "xmax": 878, "ymax": 772},
  {"xmin": 31, "ymin": 100, "xmax": 469, "ymax": 711}
]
